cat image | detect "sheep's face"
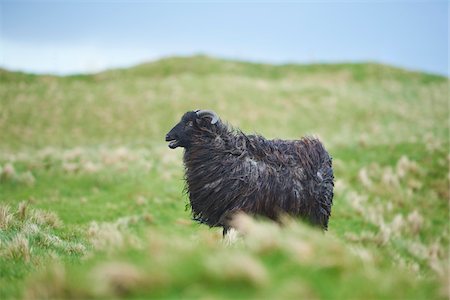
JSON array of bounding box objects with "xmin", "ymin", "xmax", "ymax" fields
[
  {"xmin": 166, "ymin": 110, "xmax": 220, "ymax": 149},
  {"xmin": 165, "ymin": 111, "xmax": 200, "ymax": 149}
]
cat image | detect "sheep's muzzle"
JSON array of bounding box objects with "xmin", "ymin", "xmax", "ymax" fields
[{"xmin": 165, "ymin": 134, "xmax": 180, "ymax": 149}]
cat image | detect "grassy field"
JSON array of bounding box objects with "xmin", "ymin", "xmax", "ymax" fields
[{"xmin": 0, "ymin": 55, "xmax": 448, "ymax": 299}]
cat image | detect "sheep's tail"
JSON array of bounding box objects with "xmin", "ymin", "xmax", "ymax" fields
[{"xmin": 310, "ymin": 156, "xmax": 334, "ymax": 230}]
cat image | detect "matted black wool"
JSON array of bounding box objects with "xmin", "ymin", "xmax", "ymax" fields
[{"xmin": 165, "ymin": 110, "xmax": 334, "ymax": 235}]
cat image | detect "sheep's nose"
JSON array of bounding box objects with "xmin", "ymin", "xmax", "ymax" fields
[{"xmin": 165, "ymin": 134, "xmax": 171, "ymax": 141}]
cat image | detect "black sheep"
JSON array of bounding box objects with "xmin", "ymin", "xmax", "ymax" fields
[{"xmin": 165, "ymin": 110, "xmax": 334, "ymax": 235}]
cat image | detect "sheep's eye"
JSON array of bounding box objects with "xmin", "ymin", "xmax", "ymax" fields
[{"xmin": 186, "ymin": 121, "xmax": 193, "ymax": 127}]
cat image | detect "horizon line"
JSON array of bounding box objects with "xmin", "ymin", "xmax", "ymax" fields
[{"xmin": 1, "ymin": 53, "xmax": 447, "ymax": 78}]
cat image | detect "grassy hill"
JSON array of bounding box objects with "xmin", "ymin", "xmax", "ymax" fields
[{"xmin": 0, "ymin": 56, "xmax": 448, "ymax": 299}]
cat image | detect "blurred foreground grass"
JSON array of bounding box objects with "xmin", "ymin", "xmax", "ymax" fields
[{"xmin": 0, "ymin": 56, "xmax": 448, "ymax": 299}]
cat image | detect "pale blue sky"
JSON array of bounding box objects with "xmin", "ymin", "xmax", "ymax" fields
[{"xmin": 0, "ymin": 1, "xmax": 448, "ymax": 75}]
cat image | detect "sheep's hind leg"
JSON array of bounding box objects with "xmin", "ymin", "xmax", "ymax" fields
[{"xmin": 222, "ymin": 226, "xmax": 229, "ymax": 237}]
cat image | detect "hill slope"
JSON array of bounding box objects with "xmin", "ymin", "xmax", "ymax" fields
[{"xmin": 0, "ymin": 56, "xmax": 448, "ymax": 299}]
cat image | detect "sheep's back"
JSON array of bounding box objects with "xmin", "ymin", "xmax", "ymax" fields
[{"xmin": 244, "ymin": 136, "xmax": 333, "ymax": 221}]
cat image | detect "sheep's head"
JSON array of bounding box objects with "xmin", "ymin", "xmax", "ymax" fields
[{"xmin": 165, "ymin": 110, "xmax": 219, "ymax": 149}]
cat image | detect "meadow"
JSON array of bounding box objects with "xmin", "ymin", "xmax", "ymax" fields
[{"xmin": 0, "ymin": 56, "xmax": 448, "ymax": 299}]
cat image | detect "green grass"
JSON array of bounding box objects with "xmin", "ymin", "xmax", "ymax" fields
[{"xmin": 0, "ymin": 55, "xmax": 448, "ymax": 299}]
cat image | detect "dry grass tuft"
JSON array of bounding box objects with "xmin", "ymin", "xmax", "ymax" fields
[
  {"xmin": 423, "ymin": 133, "xmax": 443, "ymax": 153},
  {"xmin": 91, "ymin": 262, "xmax": 144, "ymax": 296},
  {"xmin": 1, "ymin": 163, "xmax": 16, "ymax": 180},
  {"xmin": 63, "ymin": 147, "xmax": 83, "ymax": 161},
  {"xmin": 230, "ymin": 214, "xmax": 363, "ymax": 272},
  {"xmin": 229, "ymin": 212, "xmax": 261, "ymax": 236},
  {"xmin": 334, "ymin": 179, "xmax": 347, "ymax": 194},
  {"xmin": 19, "ymin": 171, "xmax": 36, "ymax": 186},
  {"xmin": 17, "ymin": 201, "xmax": 28, "ymax": 220},
  {"xmin": 375, "ymin": 223, "xmax": 392, "ymax": 246},
  {"xmin": 0, "ymin": 204, "xmax": 13, "ymax": 230},
  {"xmin": 427, "ymin": 242, "xmax": 446, "ymax": 277},
  {"xmin": 31, "ymin": 210, "xmax": 62, "ymax": 228},
  {"xmin": 390, "ymin": 214, "xmax": 405, "ymax": 235},
  {"xmin": 62, "ymin": 162, "xmax": 78, "ymax": 173},
  {"xmin": 358, "ymin": 167, "xmax": 372, "ymax": 188},
  {"xmin": 5, "ymin": 234, "xmax": 31, "ymax": 262},
  {"xmin": 86, "ymin": 216, "xmax": 143, "ymax": 252},
  {"xmin": 406, "ymin": 210, "xmax": 424, "ymax": 234},
  {"xmin": 346, "ymin": 191, "xmax": 368, "ymax": 215},
  {"xmin": 223, "ymin": 228, "xmax": 240, "ymax": 245},
  {"xmin": 22, "ymin": 223, "xmax": 40, "ymax": 236},
  {"xmin": 0, "ymin": 202, "xmax": 90, "ymax": 264},
  {"xmin": 143, "ymin": 213, "xmax": 154, "ymax": 224},
  {"xmin": 87, "ymin": 222, "xmax": 124, "ymax": 251},
  {"xmin": 205, "ymin": 253, "xmax": 268, "ymax": 286},
  {"xmin": 24, "ymin": 264, "xmax": 69, "ymax": 300},
  {"xmin": 396, "ymin": 156, "xmax": 421, "ymax": 178},
  {"xmin": 278, "ymin": 279, "xmax": 319, "ymax": 299},
  {"xmin": 38, "ymin": 233, "xmax": 64, "ymax": 248},
  {"xmin": 82, "ymin": 161, "xmax": 101, "ymax": 173},
  {"xmin": 0, "ymin": 163, "xmax": 36, "ymax": 185},
  {"xmin": 135, "ymin": 195, "xmax": 147, "ymax": 206},
  {"xmin": 382, "ymin": 167, "xmax": 400, "ymax": 188},
  {"xmin": 228, "ymin": 213, "xmax": 284, "ymax": 254},
  {"xmin": 349, "ymin": 246, "xmax": 374, "ymax": 263},
  {"xmin": 283, "ymin": 238, "xmax": 314, "ymax": 263}
]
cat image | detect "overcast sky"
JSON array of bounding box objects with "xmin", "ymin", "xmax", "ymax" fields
[{"xmin": 0, "ymin": 1, "xmax": 448, "ymax": 75}]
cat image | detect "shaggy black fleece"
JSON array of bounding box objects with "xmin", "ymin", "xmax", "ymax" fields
[{"xmin": 181, "ymin": 117, "xmax": 334, "ymax": 232}]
